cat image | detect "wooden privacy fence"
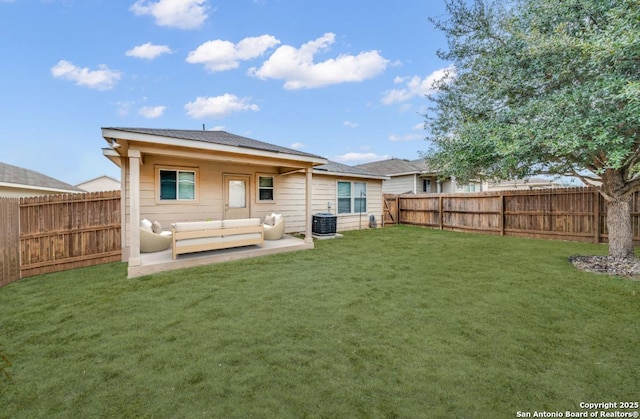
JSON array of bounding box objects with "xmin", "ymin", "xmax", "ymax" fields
[
  {"xmin": 0, "ymin": 198, "xmax": 20, "ymax": 287},
  {"xmin": 383, "ymin": 187, "xmax": 639, "ymax": 244},
  {"xmin": 0, "ymin": 191, "xmax": 121, "ymax": 286}
]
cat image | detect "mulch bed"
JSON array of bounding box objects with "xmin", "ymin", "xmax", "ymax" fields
[{"xmin": 568, "ymin": 255, "xmax": 640, "ymax": 280}]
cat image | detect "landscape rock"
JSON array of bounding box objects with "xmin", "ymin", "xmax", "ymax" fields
[{"xmin": 568, "ymin": 255, "xmax": 640, "ymax": 280}]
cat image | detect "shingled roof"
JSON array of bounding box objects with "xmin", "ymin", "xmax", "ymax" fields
[
  {"xmin": 103, "ymin": 127, "xmax": 325, "ymax": 160},
  {"xmin": 314, "ymin": 160, "xmax": 389, "ymax": 179},
  {"xmin": 355, "ymin": 158, "xmax": 432, "ymax": 176},
  {"xmin": 0, "ymin": 162, "xmax": 83, "ymax": 193}
]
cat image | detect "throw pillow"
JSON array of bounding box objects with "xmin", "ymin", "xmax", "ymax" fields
[
  {"xmin": 141, "ymin": 219, "xmax": 153, "ymax": 232},
  {"xmin": 264, "ymin": 214, "xmax": 276, "ymax": 226},
  {"xmin": 152, "ymin": 220, "xmax": 163, "ymax": 234},
  {"xmin": 274, "ymin": 213, "xmax": 283, "ymax": 224}
]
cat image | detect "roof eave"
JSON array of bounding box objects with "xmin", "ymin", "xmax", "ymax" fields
[
  {"xmin": 102, "ymin": 128, "xmax": 327, "ymax": 166},
  {"xmin": 387, "ymin": 171, "xmax": 421, "ymax": 177},
  {"xmin": 0, "ymin": 182, "xmax": 81, "ymax": 194},
  {"xmin": 313, "ymin": 169, "xmax": 389, "ymax": 180}
]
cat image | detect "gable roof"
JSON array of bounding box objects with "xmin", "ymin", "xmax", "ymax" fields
[
  {"xmin": 76, "ymin": 174, "xmax": 120, "ymax": 185},
  {"xmin": 102, "ymin": 127, "xmax": 325, "ymax": 162},
  {"xmin": 0, "ymin": 162, "xmax": 83, "ymax": 194},
  {"xmin": 355, "ymin": 157, "xmax": 432, "ymax": 176},
  {"xmin": 314, "ymin": 160, "xmax": 389, "ymax": 180}
]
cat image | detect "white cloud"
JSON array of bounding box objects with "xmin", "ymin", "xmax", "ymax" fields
[
  {"xmin": 333, "ymin": 152, "xmax": 390, "ymax": 164},
  {"xmin": 126, "ymin": 42, "xmax": 172, "ymax": 60},
  {"xmin": 184, "ymin": 94, "xmax": 259, "ymax": 119},
  {"xmin": 389, "ymin": 133, "xmax": 423, "ymax": 142},
  {"xmin": 187, "ymin": 35, "xmax": 280, "ymax": 72},
  {"xmin": 381, "ymin": 66, "xmax": 456, "ymax": 105},
  {"xmin": 290, "ymin": 142, "xmax": 306, "ymax": 150},
  {"xmin": 51, "ymin": 60, "xmax": 122, "ymax": 90},
  {"xmin": 130, "ymin": 0, "xmax": 208, "ymax": 30},
  {"xmin": 249, "ymin": 33, "xmax": 389, "ymax": 89},
  {"xmin": 139, "ymin": 105, "xmax": 166, "ymax": 118},
  {"xmin": 115, "ymin": 100, "xmax": 135, "ymax": 116},
  {"xmin": 343, "ymin": 121, "xmax": 358, "ymax": 128},
  {"xmin": 413, "ymin": 122, "xmax": 425, "ymax": 130}
]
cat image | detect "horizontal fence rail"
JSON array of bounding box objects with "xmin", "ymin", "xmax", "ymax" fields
[{"xmin": 383, "ymin": 187, "xmax": 639, "ymax": 245}]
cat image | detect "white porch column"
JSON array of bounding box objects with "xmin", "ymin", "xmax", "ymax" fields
[
  {"xmin": 305, "ymin": 167, "xmax": 313, "ymax": 244},
  {"xmin": 128, "ymin": 150, "xmax": 142, "ymax": 267},
  {"xmin": 120, "ymin": 161, "xmax": 127, "ymax": 262}
]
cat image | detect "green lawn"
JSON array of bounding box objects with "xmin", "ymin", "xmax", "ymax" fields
[{"xmin": 1, "ymin": 226, "xmax": 639, "ymax": 418}]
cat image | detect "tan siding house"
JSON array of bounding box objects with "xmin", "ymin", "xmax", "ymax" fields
[
  {"xmin": 102, "ymin": 128, "xmax": 386, "ymax": 273},
  {"xmin": 356, "ymin": 158, "xmax": 480, "ymax": 194},
  {"xmin": 76, "ymin": 175, "xmax": 120, "ymax": 192},
  {"xmin": 382, "ymin": 175, "xmax": 418, "ymax": 195}
]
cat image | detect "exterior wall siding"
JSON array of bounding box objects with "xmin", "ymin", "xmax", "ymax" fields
[
  {"xmin": 76, "ymin": 177, "xmax": 120, "ymax": 192},
  {"xmin": 122, "ymin": 155, "xmax": 386, "ymax": 252},
  {"xmin": 311, "ymin": 174, "xmax": 383, "ymax": 232},
  {"xmin": 382, "ymin": 175, "xmax": 417, "ymax": 194}
]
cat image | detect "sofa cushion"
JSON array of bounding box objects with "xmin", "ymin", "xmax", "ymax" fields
[
  {"xmin": 264, "ymin": 214, "xmax": 276, "ymax": 226},
  {"xmin": 222, "ymin": 218, "xmax": 261, "ymax": 228},
  {"xmin": 152, "ymin": 220, "xmax": 163, "ymax": 234},
  {"xmin": 141, "ymin": 218, "xmax": 153, "ymax": 232},
  {"xmin": 173, "ymin": 220, "xmax": 223, "ymax": 232}
]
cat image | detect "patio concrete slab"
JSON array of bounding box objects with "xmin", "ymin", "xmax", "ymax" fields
[{"xmin": 128, "ymin": 235, "xmax": 313, "ymax": 278}]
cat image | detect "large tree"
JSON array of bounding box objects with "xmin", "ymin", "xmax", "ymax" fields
[{"xmin": 425, "ymin": 0, "xmax": 640, "ymax": 258}]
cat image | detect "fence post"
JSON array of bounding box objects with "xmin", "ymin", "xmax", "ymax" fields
[
  {"xmin": 499, "ymin": 193, "xmax": 505, "ymax": 236},
  {"xmin": 593, "ymin": 189, "xmax": 600, "ymax": 244},
  {"xmin": 395, "ymin": 196, "xmax": 400, "ymax": 225},
  {"xmin": 439, "ymin": 195, "xmax": 443, "ymax": 230}
]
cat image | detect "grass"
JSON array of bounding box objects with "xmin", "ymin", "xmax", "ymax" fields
[{"xmin": 1, "ymin": 226, "xmax": 639, "ymax": 418}]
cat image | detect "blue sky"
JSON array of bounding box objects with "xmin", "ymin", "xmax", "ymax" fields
[{"xmin": 0, "ymin": 0, "xmax": 452, "ymax": 185}]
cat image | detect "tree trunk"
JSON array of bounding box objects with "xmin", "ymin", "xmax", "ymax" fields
[
  {"xmin": 606, "ymin": 196, "xmax": 634, "ymax": 259},
  {"xmin": 601, "ymin": 170, "xmax": 635, "ymax": 259}
]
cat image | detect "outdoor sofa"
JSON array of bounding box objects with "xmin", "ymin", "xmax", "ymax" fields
[{"xmin": 171, "ymin": 218, "xmax": 264, "ymax": 260}]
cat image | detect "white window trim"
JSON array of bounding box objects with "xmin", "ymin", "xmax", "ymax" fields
[
  {"xmin": 155, "ymin": 165, "xmax": 199, "ymax": 204},
  {"xmin": 336, "ymin": 180, "xmax": 367, "ymax": 215},
  {"xmin": 256, "ymin": 173, "xmax": 276, "ymax": 204}
]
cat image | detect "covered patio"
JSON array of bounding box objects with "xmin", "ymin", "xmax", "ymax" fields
[
  {"xmin": 101, "ymin": 128, "xmax": 327, "ymax": 278},
  {"xmin": 129, "ymin": 235, "xmax": 312, "ymax": 278}
]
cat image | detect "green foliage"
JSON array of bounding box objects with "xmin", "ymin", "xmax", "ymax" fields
[
  {"xmin": 1, "ymin": 228, "xmax": 639, "ymax": 417},
  {"xmin": 425, "ymin": 0, "xmax": 640, "ymax": 187}
]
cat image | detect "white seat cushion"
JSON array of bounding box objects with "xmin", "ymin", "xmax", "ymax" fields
[
  {"xmin": 222, "ymin": 218, "xmax": 261, "ymax": 228},
  {"xmin": 141, "ymin": 218, "xmax": 153, "ymax": 232},
  {"xmin": 173, "ymin": 220, "xmax": 223, "ymax": 232}
]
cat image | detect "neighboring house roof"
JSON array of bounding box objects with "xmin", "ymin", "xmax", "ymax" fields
[
  {"xmin": 314, "ymin": 160, "xmax": 389, "ymax": 180},
  {"xmin": 102, "ymin": 127, "xmax": 325, "ymax": 162},
  {"xmin": 355, "ymin": 157, "xmax": 433, "ymax": 176},
  {"xmin": 0, "ymin": 161, "xmax": 83, "ymax": 195},
  {"xmin": 76, "ymin": 175, "xmax": 121, "ymax": 192}
]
